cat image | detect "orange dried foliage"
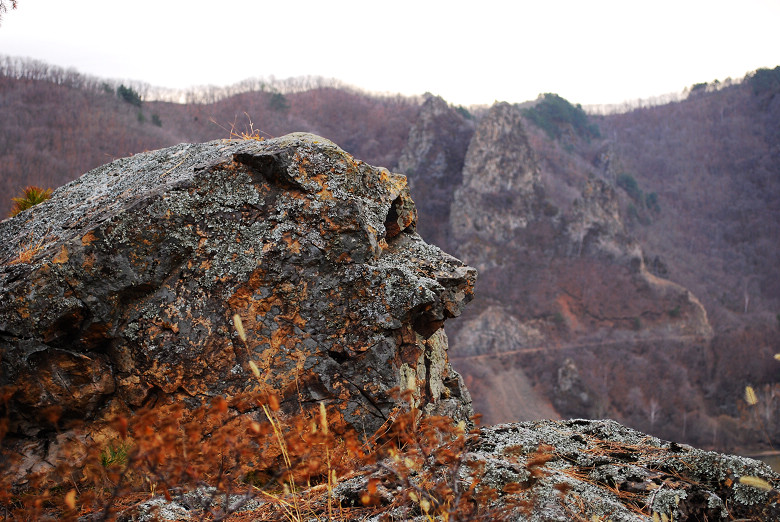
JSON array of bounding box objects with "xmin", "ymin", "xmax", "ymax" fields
[
  {"xmin": 6, "ymin": 236, "xmax": 45, "ymax": 265},
  {"xmin": 8, "ymin": 185, "xmax": 52, "ymax": 218},
  {"xmin": 0, "ymin": 388, "xmax": 563, "ymax": 520}
]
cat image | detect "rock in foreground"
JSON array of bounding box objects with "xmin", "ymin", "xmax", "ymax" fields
[
  {"xmin": 459, "ymin": 419, "xmax": 779, "ymax": 521},
  {"xmin": 126, "ymin": 419, "xmax": 780, "ymax": 521},
  {"xmin": 0, "ymin": 133, "xmax": 475, "ymax": 476}
]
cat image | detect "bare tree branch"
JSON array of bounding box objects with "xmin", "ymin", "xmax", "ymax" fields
[{"xmin": 0, "ymin": 1, "xmax": 18, "ymax": 25}]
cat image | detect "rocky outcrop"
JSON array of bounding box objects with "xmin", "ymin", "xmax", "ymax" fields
[
  {"xmin": 127, "ymin": 419, "xmax": 780, "ymax": 521},
  {"xmin": 450, "ymin": 104, "xmax": 710, "ymax": 341},
  {"xmin": 0, "ymin": 133, "xmax": 475, "ymax": 476},
  {"xmin": 437, "ymin": 103, "xmax": 716, "ymax": 437},
  {"xmin": 397, "ymin": 94, "xmax": 474, "ymax": 251},
  {"xmin": 456, "ymin": 419, "xmax": 780, "ymax": 521},
  {"xmin": 451, "ymin": 102, "xmax": 546, "ymax": 272}
]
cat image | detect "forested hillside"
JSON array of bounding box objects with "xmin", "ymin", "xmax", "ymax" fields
[
  {"xmin": 393, "ymin": 71, "xmax": 780, "ymax": 454},
  {"xmin": 0, "ymin": 56, "xmax": 419, "ymax": 217},
  {"xmin": 2, "ymin": 56, "xmax": 778, "ymax": 455},
  {"xmin": 566, "ymin": 72, "xmax": 778, "ymax": 450},
  {"xmin": 598, "ymin": 69, "xmax": 780, "ymax": 323}
]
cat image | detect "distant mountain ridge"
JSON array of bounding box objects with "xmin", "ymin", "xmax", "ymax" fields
[
  {"xmin": 0, "ymin": 56, "xmax": 420, "ymax": 218},
  {"xmin": 2, "ymin": 59, "xmax": 778, "ymax": 454},
  {"xmin": 397, "ymin": 73, "xmax": 779, "ymax": 453}
]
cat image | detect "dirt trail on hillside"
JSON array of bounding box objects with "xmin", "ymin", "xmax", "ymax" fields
[{"xmin": 450, "ymin": 333, "xmax": 706, "ymax": 362}]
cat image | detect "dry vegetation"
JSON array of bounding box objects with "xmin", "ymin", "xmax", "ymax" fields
[
  {"xmin": 4, "ymin": 385, "xmax": 778, "ymax": 520},
  {"xmin": 0, "ymin": 384, "xmax": 527, "ymax": 521}
]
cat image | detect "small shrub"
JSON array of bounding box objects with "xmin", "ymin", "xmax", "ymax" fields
[
  {"xmin": 117, "ymin": 84, "xmax": 142, "ymax": 107},
  {"xmin": 268, "ymin": 91, "xmax": 290, "ymax": 112},
  {"xmin": 668, "ymin": 305, "xmax": 681, "ymax": 318},
  {"xmin": 100, "ymin": 440, "xmax": 132, "ymax": 469},
  {"xmin": 617, "ymin": 173, "xmax": 642, "ymax": 202},
  {"xmin": 151, "ymin": 113, "xmax": 162, "ymax": 127},
  {"xmin": 8, "ymin": 186, "xmax": 52, "ymax": 217}
]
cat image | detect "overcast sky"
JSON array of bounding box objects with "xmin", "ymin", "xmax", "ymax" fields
[{"xmin": 1, "ymin": 0, "xmax": 778, "ymax": 107}]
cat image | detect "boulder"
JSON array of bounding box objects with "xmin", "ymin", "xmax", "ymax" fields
[
  {"xmin": 451, "ymin": 419, "xmax": 780, "ymax": 521},
  {"xmin": 0, "ymin": 133, "xmax": 475, "ymax": 471},
  {"xmin": 127, "ymin": 419, "xmax": 780, "ymax": 521}
]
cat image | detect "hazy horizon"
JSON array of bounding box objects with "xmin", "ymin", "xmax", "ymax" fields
[{"xmin": 1, "ymin": 0, "xmax": 778, "ymax": 107}]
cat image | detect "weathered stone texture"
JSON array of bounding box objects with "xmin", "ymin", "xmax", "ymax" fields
[
  {"xmin": 451, "ymin": 102, "xmax": 545, "ymax": 271},
  {"xmin": 397, "ymin": 94, "xmax": 474, "ymax": 251},
  {"xmin": 461, "ymin": 419, "xmax": 780, "ymax": 521},
  {"xmin": 444, "ymin": 102, "xmax": 714, "ymax": 427},
  {"xmin": 0, "ymin": 133, "xmax": 475, "ymax": 450}
]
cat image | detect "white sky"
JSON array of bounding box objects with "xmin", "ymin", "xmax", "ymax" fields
[{"xmin": 1, "ymin": 0, "xmax": 778, "ymax": 107}]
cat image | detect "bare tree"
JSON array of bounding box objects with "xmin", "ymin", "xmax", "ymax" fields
[
  {"xmin": 648, "ymin": 397, "xmax": 661, "ymax": 430},
  {"xmin": 0, "ymin": 0, "xmax": 18, "ymax": 25}
]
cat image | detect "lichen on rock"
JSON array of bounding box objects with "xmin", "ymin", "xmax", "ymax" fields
[
  {"xmin": 461, "ymin": 419, "xmax": 780, "ymax": 521},
  {"xmin": 0, "ymin": 133, "xmax": 475, "ymax": 476}
]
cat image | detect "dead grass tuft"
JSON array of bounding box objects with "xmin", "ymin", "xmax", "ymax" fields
[{"xmin": 8, "ymin": 186, "xmax": 52, "ymax": 218}]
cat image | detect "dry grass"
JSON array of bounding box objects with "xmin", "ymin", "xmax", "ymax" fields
[
  {"xmin": 212, "ymin": 112, "xmax": 274, "ymax": 142},
  {"xmin": 2, "ymin": 378, "xmax": 779, "ymax": 520},
  {"xmin": 0, "ymin": 386, "xmax": 507, "ymax": 521},
  {"xmin": 8, "ymin": 186, "xmax": 52, "ymax": 218}
]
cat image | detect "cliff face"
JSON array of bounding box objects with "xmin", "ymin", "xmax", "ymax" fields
[
  {"xmin": 401, "ymin": 101, "xmax": 723, "ymax": 444},
  {"xmin": 397, "ymin": 94, "xmax": 474, "ymax": 250},
  {"xmin": 451, "ymin": 103, "xmax": 710, "ymax": 343},
  {"xmin": 0, "ymin": 133, "xmax": 475, "ymax": 478},
  {"xmin": 1, "ymin": 133, "xmax": 778, "ymax": 522},
  {"xmin": 451, "ymin": 102, "xmax": 546, "ymax": 270}
]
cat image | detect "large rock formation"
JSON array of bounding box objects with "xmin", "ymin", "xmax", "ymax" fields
[
  {"xmin": 0, "ymin": 133, "xmax": 475, "ymax": 474},
  {"xmin": 397, "ymin": 94, "xmax": 474, "ymax": 251},
  {"xmin": 128, "ymin": 419, "xmax": 780, "ymax": 521},
  {"xmin": 440, "ymin": 103, "xmax": 716, "ymax": 436},
  {"xmin": 451, "ymin": 103, "xmax": 711, "ymax": 341}
]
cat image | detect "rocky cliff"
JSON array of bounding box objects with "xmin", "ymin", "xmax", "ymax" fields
[
  {"xmin": 397, "ymin": 94, "xmax": 474, "ymax": 250},
  {"xmin": 399, "ymin": 100, "xmax": 738, "ymax": 447},
  {"xmin": 0, "ymin": 133, "xmax": 475, "ymax": 478},
  {"xmin": 1, "ymin": 134, "xmax": 778, "ymax": 521}
]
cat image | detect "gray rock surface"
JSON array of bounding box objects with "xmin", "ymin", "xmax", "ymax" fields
[
  {"xmin": 461, "ymin": 419, "xmax": 780, "ymax": 521},
  {"xmin": 0, "ymin": 133, "xmax": 475, "ymax": 479},
  {"xmin": 397, "ymin": 94, "xmax": 474, "ymax": 251},
  {"xmin": 330, "ymin": 419, "xmax": 780, "ymax": 521}
]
